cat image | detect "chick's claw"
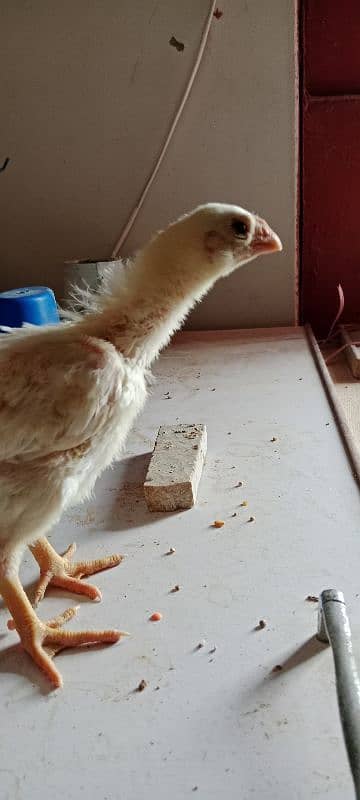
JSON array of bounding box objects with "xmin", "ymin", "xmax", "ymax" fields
[{"xmin": 29, "ymin": 537, "xmax": 124, "ymax": 605}]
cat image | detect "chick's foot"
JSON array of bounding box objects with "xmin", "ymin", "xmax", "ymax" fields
[
  {"xmin": 8, "ymin": 605, "xmax": 125, "ymax": 688},
  {"xmin": 1, "ymin": 574, "xmax": 126, "ymax": 688},
  {"xmin": 30, "ymin": 537, "xmax": 124, "ymax": 605}
]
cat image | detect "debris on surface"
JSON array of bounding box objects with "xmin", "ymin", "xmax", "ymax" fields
[
  {"xmin": 231, "ymin": 512, "xmax": 237, "ymax": 517},
  {"xmin": 236, "ymin": 481, "xmax": 243, "ymax": 487},
  {"xmin": 306, "ymin": 595, "xmax": 319, "ymax": 603},
  {"xmin": 212, "ymin": 520, "xmax": 225, "ymax": 528},
  {"xmin": 209, "ymin": 645, "xmax": 217, "ymax": 654},
  {"xmin": 165, "ymin": 547, "xmax": 176, "ymax": 556},
  {"xmin": 149, "ymin": 612, "xmax": 162, "ymax": 622},
  {"xmin": 214, "ymin": 8, "xmax": 223, "ymax": 19},
  {"xmin": 170, "ymin": 584, "xmax": 180, "ymax": 593},
  {"xmin": 248, "ymin": 516, "xmax": 255, "ymax": 523},
  {"xmin": 195, "ymin": 640, "xmax": 206, "ymax": 650},
  {"xmin": 137, "ymin": 679, "xmax": 148, "ymax": 692},
  {"xmin": 270, "ymin": 437, "xmax": 277, "ymax": 442},
  {"xmin": 272, "ymin": 664, "xmax": 283, "ymax": 673},
  {"xmin": 240, "ymin": 500, "xmax": 248, "ymax": 507},
  {"xmin": 169, "ymin": 35, "xmax": 184, "ymax": 52},
  {"xmin": 210, "ymin": 388, "xmax": 216, "ymax": 391},
  {"xmin": 255, "ymin": 620, "xmax": 266, "ymax": 630}
]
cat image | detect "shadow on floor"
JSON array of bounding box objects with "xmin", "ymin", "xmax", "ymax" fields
[
  {"xmin": 90, "ymin": 452, "xmax": 179, "ymax": 533},
  {"xmin": 0, "ymin": 640, "xmax": 54, "ymax": 695},
  {"xmin": 268, "ymin": 635, "xmax": 329, "ymax": 678}
]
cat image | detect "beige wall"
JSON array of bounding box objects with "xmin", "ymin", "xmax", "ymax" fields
[{"xmin": 0, "ymin": 0, "xmax": 297, "ymax": 328}]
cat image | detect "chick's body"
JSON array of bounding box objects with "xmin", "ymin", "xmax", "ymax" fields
[{"xmin": 0, "ymin": 202, "xmax": 282, "ymax": 687}]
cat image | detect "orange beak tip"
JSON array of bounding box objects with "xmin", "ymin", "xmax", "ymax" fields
[{"xmin": 252, "ymin": 217, "xmax": 282, "ymax": 255}]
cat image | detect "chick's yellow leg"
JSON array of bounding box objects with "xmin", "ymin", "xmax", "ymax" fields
[
  {"xmin": 0, "ymin": 571, "xmax": 124, "ymax": 688},
  {"xmin": 30, "ymin": 537, "xmax": 123, "ymax": 605}
]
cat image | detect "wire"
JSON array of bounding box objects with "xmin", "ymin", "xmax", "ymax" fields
[
  {"xmin": 325, "ymin": 341, "xmax": 360, "ymax": 365},
  {"xmin": 323, "ymin": 284, "xmax": 345, "ymax": 343},
  {"xmin": 111, "ymin": 0, "xmax": 217, "ymax": 259}
]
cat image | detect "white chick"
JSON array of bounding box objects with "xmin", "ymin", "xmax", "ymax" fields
[{"xmin": 0, "ymin": 203, "xmax": 281, "ymax": 686}]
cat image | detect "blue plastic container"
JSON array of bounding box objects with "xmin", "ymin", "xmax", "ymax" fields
[{"xmin": 0, "ymin": 287, "xmax": 60, "ymax": 328}]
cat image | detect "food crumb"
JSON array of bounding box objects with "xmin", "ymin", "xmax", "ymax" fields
[
  {"xmin": 231, "ymin": 512, "xmax": 237, "ymax": 517},
  {"xmin": 195, "ymin": 640, "xmax": 206, "ymax": 650},
  {"xmin": 210, "ymin": 387, "xmax": 216, "ymax": 391},
  {"xmin": 137, "ymin": 679, "xmax": 147, "ymax": 692},
  {"xmin": 272, "ymin": 664, "xmax": 283, "ymax": 673},
  {"xmin": 214, "ymin": 7, "xmax": 223, "ymax": 19},
  {"xmin": 170, "ymin": 584, "xmax": 180, "ymax": 593},
  {"xmin": 236, "ymin": 481, "xmax": 243, "ymax": 488},
  {"xmin": 165, "ymin": 547, "xmax": 176, "ymax": 556},
  {"xmin": 255, "ymin": 619, "xmax": 266, "ymax": 630},
  {"xmin": 209, "ymin": 645, "xmax": 217, "ymax": 654},
  {"xmin": 306, "ymin": 595, "xmax": 319, "ymax": 603},
  {"xmin": 212, "ymin": 520, "xmax": 225, "ymax": 528},
  {"xmin": 248, "ymin": 516, "xmax": 255, "ymax": 523},
  {"xmin": 270, "ymin": 437, "xmax": 277, "ymax": 442},
  {"xmin": 240, "ymin": 500, "xmax": 248, "ymax": 507},
  {"xmin": 149, "ymin": 612, "xmax": 162, "ymax": 622}
]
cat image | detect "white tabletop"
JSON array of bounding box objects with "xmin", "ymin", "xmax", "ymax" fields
[{"xmin": 0, "ymin": 327, "xmax": 358, "ymax": 799}]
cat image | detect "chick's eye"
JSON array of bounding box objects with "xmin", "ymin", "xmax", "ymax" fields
[{"xmin": 231, "ymin": 218, "xmax": 248, "ymax": 238}]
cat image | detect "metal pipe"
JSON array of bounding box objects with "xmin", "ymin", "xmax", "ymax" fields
[{"xmin": 317, "ymin": 589, "xmax": 360, "ymax": 798}]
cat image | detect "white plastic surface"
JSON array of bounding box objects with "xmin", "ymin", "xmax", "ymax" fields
[{"xmin": 0, "ymin": 328, "xmax": 359, "ymax": 799}]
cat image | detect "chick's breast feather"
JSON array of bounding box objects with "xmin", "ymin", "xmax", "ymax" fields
[{"xmin": 0, "ymin": 327, "xmax": 147, "ymax": 549}]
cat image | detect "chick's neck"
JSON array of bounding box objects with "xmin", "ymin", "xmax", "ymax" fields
[{"xmin": 94, "ymin": 239, "xmax": 217, "ymax": 366}]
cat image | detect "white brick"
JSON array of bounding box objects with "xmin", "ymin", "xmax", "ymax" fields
[{"xmin": 144, "ymin": 424, "xmax": 207, "ymax": 512}]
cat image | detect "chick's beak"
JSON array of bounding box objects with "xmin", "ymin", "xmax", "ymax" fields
[{"xmin": 251, "ymin": 217, "xmax": 282, "ymax": 254}]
